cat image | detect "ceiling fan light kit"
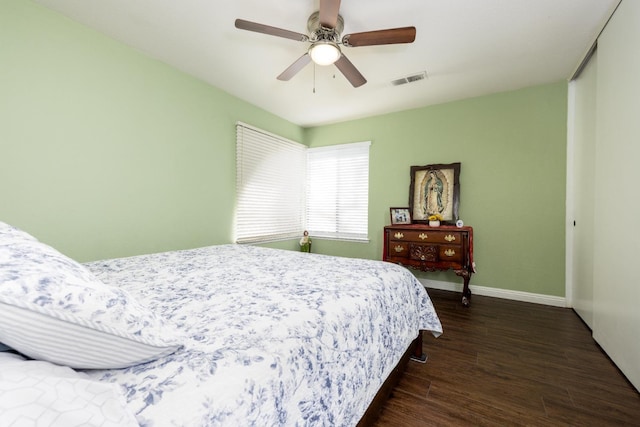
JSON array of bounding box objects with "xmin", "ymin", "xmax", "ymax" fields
[
  {"xmin": 234, "ymin": 0, "xmax": 416, "ymax": 87},
  {"xmin": 309, "ymin": 42, "xmax": 341, "ymax": 65}
]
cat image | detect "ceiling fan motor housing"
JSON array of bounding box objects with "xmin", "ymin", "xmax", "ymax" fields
[{"xmin": 307, "ymin": 11, "xmax": 343, "ymax": 43}]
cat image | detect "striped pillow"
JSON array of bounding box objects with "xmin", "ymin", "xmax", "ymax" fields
[{"xmin": 0, "ymin": 226, "xmax": 180, "ymax": 369}]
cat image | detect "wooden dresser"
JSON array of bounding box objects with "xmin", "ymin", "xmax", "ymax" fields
[{"xmin": 383, "ymin": 224, "xmax": 474, "ymax": 306}]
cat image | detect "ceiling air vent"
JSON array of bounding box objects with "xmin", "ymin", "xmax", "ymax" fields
[{"xmin": 391, "ymin": 71, "xmax": 427, "ymax": 86}]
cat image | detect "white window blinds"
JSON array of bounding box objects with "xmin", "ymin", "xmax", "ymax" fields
[
  {"xmin": 235, "ymin": 122, "xmax": 306, "ymax": 243},
  {"xmin": 306, "ymin": 141, "xmax": 370, "ymax": 241}
]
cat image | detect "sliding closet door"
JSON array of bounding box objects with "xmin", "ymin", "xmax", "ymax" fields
[
  {"xmin": 593, "ymin": 0, "xmax": 640, "ymax": 391},
  {"xmin": 569, "ymin": 51, "xmax": 597, "ymax": 329}
]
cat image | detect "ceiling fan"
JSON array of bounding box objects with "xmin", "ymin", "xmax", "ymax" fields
[{"xmin": 234, "ymin": 0, "xmax": 416, "ymax": 88}]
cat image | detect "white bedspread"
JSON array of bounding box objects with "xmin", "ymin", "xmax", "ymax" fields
[{"xmin": 83, "ymin": 244, "xmax": 442, "ymax": 426}]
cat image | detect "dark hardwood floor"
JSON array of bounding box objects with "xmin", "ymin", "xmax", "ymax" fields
[{"xmin": 374, "ymin": 289, "xmax": 640, "ymax": 426}]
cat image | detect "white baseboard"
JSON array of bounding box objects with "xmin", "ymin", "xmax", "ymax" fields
[{"xmin": 418, "ymin": 278, "xmax": 567, "ymax": 308}]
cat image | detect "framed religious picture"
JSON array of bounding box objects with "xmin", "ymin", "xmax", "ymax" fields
[
  {"xmin": 390, "ymin": 207, "xmax": 412, "ymax": 225},
  {"xmin": 409, "ymin": 162, "xmax": 460, "ymax": 224}
]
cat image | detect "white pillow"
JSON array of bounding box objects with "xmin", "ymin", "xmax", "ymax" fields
[
  {"xmin": 0, "ymin": 352, "xmax": 139, "ymax": 427},
  {"xmin": 0, "ymin": 220, "xmax": 38, "ymax": 242},
  {"xmin": 0, "ymin": 225, "xmax": 180, "ymax": 369}
]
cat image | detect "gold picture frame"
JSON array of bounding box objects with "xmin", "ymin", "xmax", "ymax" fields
[{"xmin": 409, "ymin": 162, "xmax": 460, "ymax": 224}]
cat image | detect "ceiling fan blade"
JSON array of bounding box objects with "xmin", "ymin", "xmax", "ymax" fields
[
  {"xmin": 334, "ymin": 54, "xmax": 366, "ymax": 88},
  {"xmin": 277, "ymin": 53, "xmax": 312, "ymax": 81},
  {"xmin": 319, "ymin": 0, "xmax": 341, "ymax": 28},
  {"xmin": 342, "ymin": 26, "xmax": 416, "ymax": 47},
  {"xmin": 235, "ymin": 19, "xmax": 308, "ymax": 42}
]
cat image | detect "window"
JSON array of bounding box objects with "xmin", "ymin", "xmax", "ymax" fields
[
  {"xmin": 306, "ymin": 141, "xmax": 370, "ymax": 241},
  {"xmin": 236, "ymin": 123, "xmax": 370, "ymax": 244},
  {"xmin": 235, "ymin": 122, "xmax": 306, "ymax": 243}
]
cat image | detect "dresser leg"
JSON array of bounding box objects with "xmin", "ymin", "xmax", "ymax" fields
[
  {"xmin": 456, "ymin": 270, "xmax": 472, "ymax": 307},
  {"xmin": 461, "ymin": 284, "xmax": 471, "ymax": 307},
  {"xmin": 461, "ymin": 291, "xmax": 471, "ymax": 307}
]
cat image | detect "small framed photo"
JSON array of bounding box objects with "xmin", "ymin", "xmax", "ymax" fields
[{"xmin": 390, "ymin": 207, "xmax": 412, "ymax": 225}]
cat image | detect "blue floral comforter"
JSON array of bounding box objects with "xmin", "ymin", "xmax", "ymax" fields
[{"xmin": 83, "ymin": 244, "xmax": 442, "ymax": 426}]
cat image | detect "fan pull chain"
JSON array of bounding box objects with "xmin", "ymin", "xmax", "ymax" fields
[{"xmin": 313, "ymin": 63, "xmax": 316, "ymax": 94}]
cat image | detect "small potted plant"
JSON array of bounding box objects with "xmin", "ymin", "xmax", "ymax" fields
[{"xmin": 428, "ymin": 214, "xmax": 443, "ymax": 227}]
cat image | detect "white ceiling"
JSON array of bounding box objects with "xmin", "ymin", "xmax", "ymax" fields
[{"xmin": 35, "ymin": 0, "xmax": 618, "ymax": 127}]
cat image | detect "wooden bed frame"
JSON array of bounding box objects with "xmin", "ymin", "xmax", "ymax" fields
[{"xmin": 357, "ymin": 332, "xmax": 423, "ymax": 426}]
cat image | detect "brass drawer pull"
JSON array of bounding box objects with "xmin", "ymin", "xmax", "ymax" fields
[
  {"xmin": 394, "ymin": 245, "xmax": 405, "ymax": 253},
  {"xmin": 419, "ymin": 233, "xmax": 428, "ymax": 240},
  {"xmin": 444, "ymin": 249, "xmax": 456, "ymax": 257},
  {"xmin": 445, "ymin": 234, "xmax": 456, "ymax": 242},
  {"xmin": 394, "ymin": 232, "xmax": 404, "ymax": 239}
]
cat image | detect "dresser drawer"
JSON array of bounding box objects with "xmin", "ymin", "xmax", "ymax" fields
[
  {"xmin": 439, "ymin": 244, "xmax": 463, "ymax": 262},
  {"xmin": 389, "ymin": 230, "xmax": 463, "ymax": 245},
  {"xmin": 387, "ymin": 242, "xmax": 409, "ymax": 258},
  {"xmin": 408, "ymin": 243, "xmax": 463, "ymax": 263},
  {"xmin": 409, "ymin": 244, "xmax": 438, "ymax": 262}
]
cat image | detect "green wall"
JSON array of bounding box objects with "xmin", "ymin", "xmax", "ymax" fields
[
  {"xmin": 0, "ymin": 0, "xmax": 303, "ymax": 261},
  {"xmin": 1, "ymin": 0, "xmax": 568, "ymax": 297},
  {"xmin": 305, "ymin": 83, "xmax": 568, "ymax": 296}
]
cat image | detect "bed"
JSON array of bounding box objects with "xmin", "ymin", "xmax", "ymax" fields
[{"xmin": 0, "ymin": 221, "xmax": 442, "ymax": 426}]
